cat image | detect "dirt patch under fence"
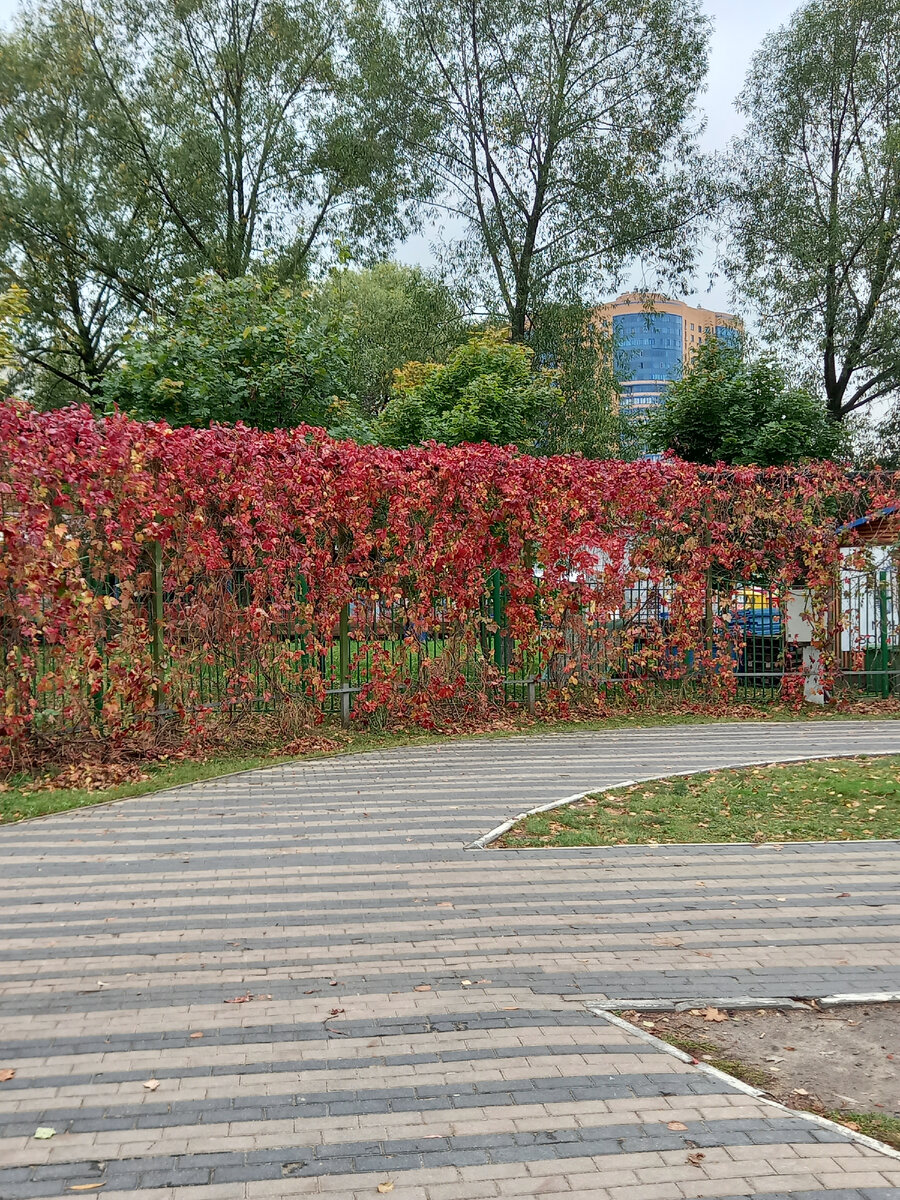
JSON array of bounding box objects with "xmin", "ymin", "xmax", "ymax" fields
[{"xmin": 619, "ymin": 1003, "xmax": 900, "ymax": 1147}]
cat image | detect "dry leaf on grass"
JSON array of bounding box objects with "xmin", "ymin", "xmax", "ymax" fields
[{"xmin": 667, "ymin": 1121, "xmax": 688, "ymax": 1131}]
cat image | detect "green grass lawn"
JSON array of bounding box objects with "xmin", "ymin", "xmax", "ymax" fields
[{"xmin": 498, "ymin": 755, "xmax": 900, "ymax": 847}]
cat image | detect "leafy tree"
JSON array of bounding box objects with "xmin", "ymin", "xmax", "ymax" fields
[
  {"xmin": 0, "ymin": 284, "xmax": 27, "ymax": 372},
  {"xmin": 75, "ymin": 0, "xmax": 427, "ymax": 280},
  {"xmin": 315, "ymin": 262, "xmax": 467, "ymax": 413},
  {"xmin": 377, "ymin": 328, "xmax": 558, "ymax": 448},
  {"xmin": 645, "ymin": 337, "xmax": 845, "ymax": 466},
  {"xmin": 73, "ymin": 0, "xmax": 427, "ymax": 280},
  {"xmin": 101, "ymin": 274, "xmax": 365, "ymax": 433},
  {"xmin": 527, "ymin": 302, "xmax": 637, "ymax": 459},
  {"xmin": 0, "ymin": 0, "xmax": 430, "ymax": 401},
  {"xmin": 403, "ymin": 0, "xmax": 711, "ymax": 341},
  {"xmin": 728, "ymin": 0, "xmax": 900, "ymax": 419},
  {"xmin": 0, "ymin": 4, "xmax": 169, "ymax": 396}
]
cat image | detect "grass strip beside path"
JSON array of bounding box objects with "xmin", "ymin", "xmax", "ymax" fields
[
  {"xmin": 498, "ymin": 756, "xmax": 900, "ymax": 847},
  {"xmin": 3, "ymin": 707, "xmax": 900, "ymax": 825}
]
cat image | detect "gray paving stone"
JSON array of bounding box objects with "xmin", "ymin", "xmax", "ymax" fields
[{"xmin": 3, "ymin": 721, "xmax": 900, "ymax": 1198}]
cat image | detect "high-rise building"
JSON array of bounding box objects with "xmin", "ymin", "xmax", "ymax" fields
[{"xmin": 593, "ymin": 292, "xmax": 742, "ymax": 417}]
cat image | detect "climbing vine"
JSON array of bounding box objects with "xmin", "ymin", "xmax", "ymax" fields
[{"xmin": 0, "ymin": 401, "xmax": 894, "ymax": 766}]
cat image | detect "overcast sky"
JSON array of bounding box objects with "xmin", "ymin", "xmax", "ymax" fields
[{"xmin": 0, "ymin": 0, "xmax": 799, "ymax": 315}]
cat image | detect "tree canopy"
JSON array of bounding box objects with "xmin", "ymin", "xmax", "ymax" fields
[
  {"xmin": 102, "ymin": 274, "xmax": 364, "ymax": 434},
  {"xmin": 0, "ymin": 4, "xmax": 169, "ymax": 397},
  {"xmin": 404, "ymin": 0, "xmax": 711, "ymax": 341},
  {"xmin": 727, "ymin": 0, "xmax": 900, "ymax": 419},
  {"xmin": 0, "ymin": 0, "xmax": 428, "ymax": 399},
  {"xmin": 645, "ymin": 337, "xmax": 845, "ymax": 466},
  {"xmin": 377, "ymin": 328, "xmax": 558, "ymax": 449},
  {"xmin": 314, "ymin": 262, "xmax": 466, "ymax": 414}
]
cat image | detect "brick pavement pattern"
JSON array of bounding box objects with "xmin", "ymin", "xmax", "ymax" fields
[{"xmin": 2, "ymin": 720, "xmax": 900, "ymax": 1199}]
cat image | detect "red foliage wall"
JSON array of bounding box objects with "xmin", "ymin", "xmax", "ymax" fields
[{"xmin": 0, "ymin": 401, "xmax": 894, "ymax": 763}]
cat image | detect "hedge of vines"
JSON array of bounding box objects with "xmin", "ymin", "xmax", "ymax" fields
[{"xmin": 0, "ymin": 401, "xmax": 895, "ymax": 766}]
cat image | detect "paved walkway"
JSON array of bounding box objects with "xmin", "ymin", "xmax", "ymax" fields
[{"xmin": 2, "ymin": 721, "xmax": 900, "ymax": 1200}]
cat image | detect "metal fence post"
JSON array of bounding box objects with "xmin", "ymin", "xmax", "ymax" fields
[
  {"xmin": 150, "ymin": 540, "xmax": 165, "ymax": 712},
  {"xmin": 339, "ymin": 602, "xmax": 351, "ymax": 727},
  {"xmin": 879, "ymin": 570, "xmax": 890, "ymax": 698},
  {"xmin": 491, "ymin": 569, "xmax": 504, "ymax": 670}
]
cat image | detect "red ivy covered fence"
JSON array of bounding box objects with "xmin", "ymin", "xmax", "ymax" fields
[{"xmin": 0, "ymin": 401, "xmax": 896, "ymax": 767}]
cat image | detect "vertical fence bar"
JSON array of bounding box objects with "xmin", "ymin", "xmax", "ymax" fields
[
  {"xmin": 879, "ymin": 570, "xmax": 890, "ymax": 698},
  {"xmin": 491, "ymin": 569, "xmax": 504, "ymax": 670},
  {"xmin": 339, "ymin": 601, "xmax": 351, "ymax": 727},
  {"xmin": 150, "ymin": 540, "xmax": 165, "ymax": 713}
]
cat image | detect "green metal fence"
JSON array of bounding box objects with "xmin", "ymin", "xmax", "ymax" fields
[{"xmin": 8, "ymin": 556, "xmax": 900, "ymax": 739}]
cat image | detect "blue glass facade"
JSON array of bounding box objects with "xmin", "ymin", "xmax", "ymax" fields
[{"xmin": 613, "ymin": 311, "xmax": 683, "ymax": 416}]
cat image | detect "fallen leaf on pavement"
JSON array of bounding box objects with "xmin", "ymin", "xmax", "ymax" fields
[
  {"xmin": 224, "ymin": 995, "xmax": 252, "ymax": 1004},
  {"xmin": 702, "ymin": 1007, "xmax": 728, "ymax": 1022},
  {"xmin": 435, "ymin": 902, "xmax": 453, "ymax": 908},
  {"xmin": 189, "ymin": 1032, "xmax": 204, "ymax": 1039},
  {"xmin": 0, "ymin": 1069, "xmax": 15, "ymax": 1082},
  {"xmin": 667, "ymin": 1121, "xmax": 688, "ymax": 1131},
  {"xmin": 142, "ymin": 1079, "xmax": 160, "ymax": 1091},
  {"xmin": 460, "ymin": 979, "xmax": 473, "ymax": 986},
  {"xmin": 34, "ymin": 1127, "xmax": 56, "ymax": 1139},
  {"xmin": 413, "ymin": 984, "xmax": 431, "ymax": 992},
  {"xmin": 68, "ymin": 1185, "xmax": 105, "ymax": 1191},
  {"xmin": 687, "ymin": 1152, "xmax": 705, "ymax": 1166},
  {"xmin": 377, "ymin": 1183, "xmax": 394, "ymax": 1194}
]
